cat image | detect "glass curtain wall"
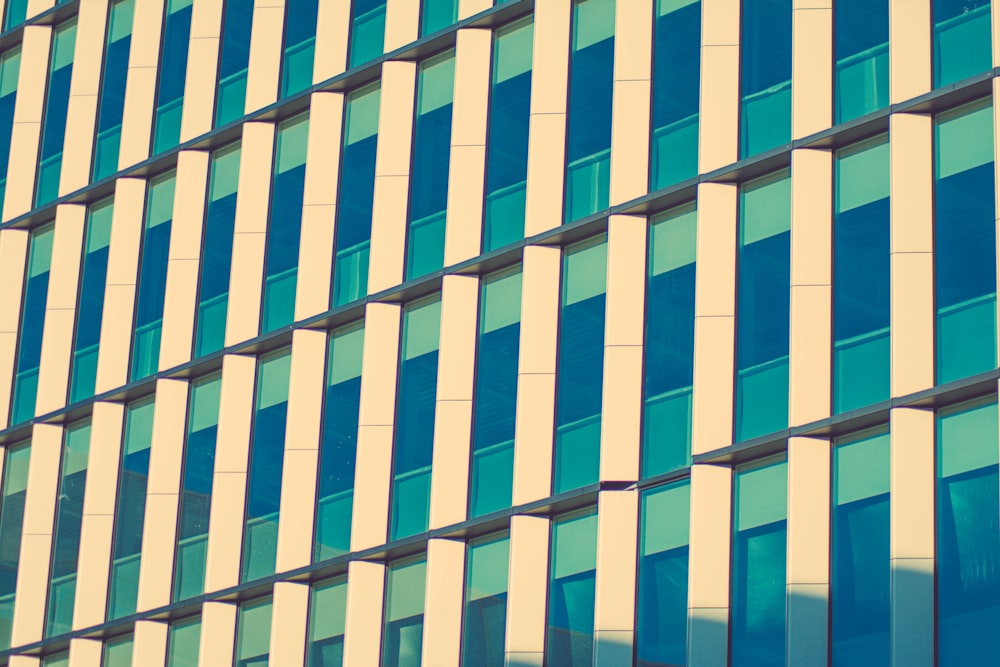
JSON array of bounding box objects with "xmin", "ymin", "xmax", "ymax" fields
[
  {"xmin": 41, "ymin": 654, "xmax": 68, "ymax": 667},
  {"xmin": 461, "ymin": 534, "xmax": 510, "ymax": 667},
  {"xmin": 0, "ymin": 48, "xmax": 21, "ymax": 212},
  {"xmin": 36, "ymin": 20, "xmax": 76, "ymax": 207},
  {"xmin": 2, "ymin": 0, "xmax": 27, "ymax": 31},
  {"xmin": 382, "ymin": 557, "xmax": 427, "ymax": 667},
  {"xmin": 349, "ymin": 0, "xmax": 387, "ymax": 67},
  {"xmin": 546, "ymin": 510, "xmax": 598, "ymax": 667},
  {"xmin": 308, "ymin": 578, "xmax": 348, "ymax": 666},
  {"xmin": 166, "ymin": 617, "xmax": 201, "ymax": 667},
  {"xmin": 0, "ymin": 444, "xmax": 29, "ymax": 650},
  {"xmin": 421, "ymin": 0, "xmax": 457, "ymax": 36},
  {"xmin": 834, "ymin": 0, "xmax": 888, "ymax": 123},
  {"xmin": 280, "ymin": 0, "xmax": 319, "ymax": 98},
  {"xmin": 215, "ymin": 0, "xmax": 253, "ymax": 127},
  {"xmin": 69, "ymin": 198, "xmax": 113, "ymax": 403},
  {"xmin": 933, "ymin": 0, "xmax": 992, "ymax": 88},
  {"xmin": 151, "ymin": 0, "xmax": 193, "ymax": 155},
  {"xmin": 235, "ymin": 598, "xmax": 272, "ymax": 666},
  {"xmin": 102, "ymin": 635, "xmax": 133, "ymax": 667},
  {"xmin": 92, "ymin": 0, "xmax": 135, "ymax": 181},
  {"xmin": 739, "ymin": 0, "xmax": 791, "ymax": 158},
  {"xmin": 12, "ymin": 225, "xmax": 53, "ymax": 425}
]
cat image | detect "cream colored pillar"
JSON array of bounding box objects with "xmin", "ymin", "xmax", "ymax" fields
[
  {"xmin": 180, "ymin": 0, "xmax": 224, "ymax": 142},
  {"xmin": 268, "ymin": 581, "xmax": 309, "ymax": 667},
  {"xmin": 889, "ymin": 0, "xmax": 931, "ymax": 103},
  {"xmin": 8, "ymin": 656, "xmax": 40, "ymax": 667},
  {"xmin": 699, "ymin": 0, "xmax": 740, "ymax": 172},
  {"xmin": 313, "ymin": 0, "xmax": 350, "ymax": 82},
  {"xmin": 67, "ymin": 637, "xmax": 102, "ymax": 667},
  {"xmin": 342, "ymin": 560, "xmax": 386, "ymax": 667},
  {"xmin": 420, "ymin": 538, "xmax": 466, "ymax": 666},
  {"xmin": 198, "ymin": 601, "xmax": 238, "ymax": 667},
  {"xmin": 25, "ymin": 0, "xmax": 54, "ymax": 17},
  {"xmin": 791, "ymin": 0, "xmax": 832, "ymax": 139},
  {"xmin": 609, "ymin": 0, "xmax": 652, "ymax": 205},
  {"xmin": 2, "ymin": 26, "xmax": 49, "ymax": 221},
  {"xmin": 504, "ymin": 514, "xmax": 549, "ymax": 667},
  {"xmin": 117, "ymin": 0, "xmax": 165, "ymax": 170},
  {"xmin": 0, "ymin": 228, "xmax": 27, "ymax": 427},
  {"xmin": 458, "ymin": 0, "xmax": 490, "ymax": 19},
  {"xmin": 593, "ymin": 490, "xmax": 639, "ymax": 667},
  {"xmin": 383, "ymin": 0, "xmax": 419, "ymax": 52},
  {"xmin": 132, "ymin": 620, "xmax": 168, "ymax": 667},
  {"xmin": 244, "ymin": 0, "xmax": 285, "ymax": 115},
  {"xmin": 686, "ymin": 463, "xmax": 731, "ymax": 667}
]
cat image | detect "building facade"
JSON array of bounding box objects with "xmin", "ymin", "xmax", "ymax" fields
[{"xmin": 0, "ymin": 0, "xmax": 995, "ymax": 665}]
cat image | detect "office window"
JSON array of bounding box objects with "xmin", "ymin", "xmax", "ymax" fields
[
  {"xmin": 564, "ymin": 0, "xmax": 615, "ymax": 222},
  {"xmin": 483, "ymin": 19, "xmax": 532, "ymax": 251},
  {"xmin": 215, "ymin": 0, "xmax": 254, "ymax": 127},
  {"xmin": 651, "ymin": 0, "xmax": 701, "ymax": 189},
  {"xmin": 102, "ymin": 635, "xmax": 133, "ymax": 667},
  {"xmin": 382, "ymin": 556, "xmax": 427, "ymax": 667},
  {"xmin": 261, "ymin": 114, "xmax": 309, "ymax": 333},
  {"xmin": 107, "ymin": 399, "xmax": 154, "ymax": 620},
  {"xmin": 308, "ymin": 577, "xmax": 347, "ymax": 667},
  {"xmin": 280, "ymin": 0, "xmax": 318, "ymax": 98},
  {"xmin": 554, "ymin": 238, "xmax": 607, "ymax": 494},
  {"xmin": 637, "ymin": 480, "xmax": 690, "ymax": 667},
  {"xmin": 937, "ymin": 398, "xmax": 1000, "ymax": 664},
  {"xmin": 834, "ymin": 0, "xmax": 888, "ymax": 123},
  {"xmin": 166, "ymin": 617, "xmax": 201, "ymax": 667},
  {"xmin": 235, "ymin": 597, "xmax": 272, "ymax": 667},
  {"xmin": 152, "ymin": 0, "xmax": 193, "ymax": 154},
  {"xmin": 731, "ymin": 458, "xmax": 787, "ymax": 667},
  {"xmin": 735, "ymin": 172, "xmax": 790, "ymax": 442},
  {"xmin": 832, "ymin": 429, "xmax": 890, "ymax": 667},
  {"xmin": 194, "ymin": 143, "xmax": 241, "ymax": 357},
  {"xmin": 131, "ymin": 172, "xmax": 176, "ymax": 381},
  {"xmin": 0, "ymin": 48, "xmax": 21, "ymax": 213},
  {"xmin": 11, "ymin": 225, "xmax": 53, "ymax": 426},
  {"xmin": 45, "ymin": 421, "xmax": 91, "ymax": 637},
  {"xmin": 469, "ymin": 268, "xmax": 522, "ymax": 518},
  {"xmin": 314, "ymin": 324, "xmax": 364, "ymax": 560},
  {"xmin": 739, "ymin": 0, "xmax": 791, "ymax": 158},
  {"xmin": 92, "ymin": 0, "xmax": 135, "ymax": 181},
  {"xmin": 349, "ymin": 0, "xmax": 387, "ymax": 68},
  {"xmin": 935, "ymin": 100, "xmax": 996, "ymax": 384},
  {"xmin": 41, "ymin": 653, "xmax": 68, "ymax": 667},
  {"xmin": 421, "ymin": 0, "xmax": 457, "ymax": 36},
  {"xmin": 173, "ymin": 375, "xmax": 221, "ymax": 600},
  {"xmin": 407, "ymin": 53, "xmax": 455, "ymax": 280},
  {"xmin": 2, "ymin": 0, "xmax": 27, "ymax": 31},
  {"xmin": 69, "ymin": 198, "xmax": 113, "ymax": 403},
  {"xmin": 332, "ymin": 85, "xmax": 380, "ymax": 307},
  {"xmin": 934, "ymin": 0, "xmax": 991, "ymax": 87},
  {"xmin": 546, "ymin": 510, "xmax": 597, "ymax": 667},
  {"xmin": 391, "ymin": 297, "xmax": 441, "ymax": 541},
  {"xmin": 833, "ymin": 138, "xmax": 890, "ymax": 413},
  {"xmin": 462, "ymin": 534, "xmax": 509, "ymax": 667},
  {"xmin": 0, "ymin": 444, "xmax": 29, "ymax": 651},
  {"xmin": 643, "ymin": 206, "xmax": 696, "ymax": 477},
  {"xmin": 36, "ymin": 21, "xmax": 76, "ymax": 207}
]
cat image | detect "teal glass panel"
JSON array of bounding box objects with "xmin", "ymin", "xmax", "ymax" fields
[
  {"xmin": 167, "ymin": 617, "xmax": 201, "ymax": 667},
  {"xmin": 834, "ymin": 0, "xmax": 888, "ymax": 123},
  {"xmin": 349, "ymin": 0, "xmax": 387, "ymax": 68},
  {"xmin": 281, "ymin": 0, "xmax": 318, "ymax": 98},
  {"xmin": 36, "ymin": 21, "xmax": 76, "ymax": 207},
  {"xmin": 0, "ymin": 444, "xmax": 29, "ymax": 650},
  {"xmin": 643, "ymin": 206, "xmax": 696, "ymax": 477},
  {"xmin": 92, "ymin": 0, "xmax": 135, "ymax": 181},
  {"xmin": 41, "ymin": 653, "xmax": 68, "ymax": 667},
  {"xmin": 937, "ymin": 398, "xmax": 1000, "ymax": 664},
  {"xmin": 215, "ymin": 0, "xmax": 253, "ymax": 127},
  {"xmin": 421, "ymin": 0, "xmax": 457, "ymax": 35},
  {"xmin": 308, "ymin": 578, "xmax": 347, "ymax": 667},
  {"xmin": 564, "ymin": 0, "xmax": 615, "ymax": 222},
  {"xmin": 735, "ymin": 173, "xmax": 790, "ymax": 442},
  {"xmin": 832, "ymin": 429, "xmax": 890, "ymax": 667},
  {"xmin": 152, "ymin": 0, "xmax": 193, "ymax": 154},
  {"xmin": 12, "ymin": 225, "xmax": 54, "ymax": 425},
  {"xmin": 739, "ymin": 0, "xmax": 791, "ymax": 158},
  {"xmin": 731, "ymin": 459, "xmax": 787, "ymax": 667},
  {"xmin": 236, "ymin": 598, "xmax": 273, "ymax": 666},
  {"xmin": 555, "ymin": 239, "xmax": 607, "ymax": 494},
  {"xmin": 935, "ymin": 101, "xmax": 997, "ymax": 384},
  {"xmin": 546, "ymin": 510, "xmax": 598, "ymax": 667},
  {"xmin": 407, "ymin": 53, "xmax": 454, "ymax": 280},
  {"xmin": 462, "ymin": 534, "xmax": 509, "ymax": 667},
  {"xmin": 381, "ymin": 557, "xmax": 427, "ymax": 667},
  {"xmin": 637, "ymin": 480, "xmax": 690, "ymax": 667},
  {"xmin": 469, "ymin": 269, "xmax": 521, "ymax": 517},
  {"xmin": 934, "ymin": 0, "xmax": 991, "ymax": 88},
  {"xmin": 833, "ymin": 139, "xmax": 890, "ymax": 413},
  {"xmin": 390, "ymin": 297, "xmax": 441, "ymax": 540},
  {"xmin": 0, "ymin": 49, "xmax": 21, "ymax": 213},
  {"xmin": 70, "ymin": 199, "xmax": 113, "ymax": 403},
  {"xmin": 102, "ymin": 635, "xmax": 134, "ymax": 667},
  {"xmin": 2, "ymin": 0, "xmax": 27, "ymax": 30}
]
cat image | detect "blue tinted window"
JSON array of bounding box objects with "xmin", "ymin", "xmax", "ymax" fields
[
  {"xmin": 215, "ymin": 0, "xmax": 253, "ymax": 127},
  {"xmin": 565, "ymin": 0, "xmax": 615, "ymax": 222},
  {"xmin": 2, "ymin": 0, "xmax": 27, "ymax": 31},
  {"xmin": 382, "ymin": 557, "xmax": 426, "ymax": 667},
  {"xmin": 470, "ymin": 269, "xmax": 521, "ymax": 518},
  {"xmin": 421, "ymin": 0, "xmax": 457, "ymax": 35},
  {"xmin": 546, "ymin": 510, "xmax": 597, "ymax": 667},
  {"xmin": 0, "ymin": 444, "xmax": 29, "ymax": 651},
  {"xmin": 349, "ymin": 0, "xmax": 387, "ymax": 68},
  {"xmin": 92, "ymin": 0, "xmax": 135, "ymax": 181},
  {"xmin": 735, "ymin": 173, "xmax": 790, "ymax": 442},
  {"xmin": 12, "ymin": 225, "xmax": 53, "ymax": 425},
  {"xmin": 36, "ymin": 21, "xmax": 77, "ymax": 207},
  {"xmin": 166, "ymin": 616, "xmax": 201, "ymax": 667},
  {"xmin": 934, "ymin": 0, "xmax": 991, "ymax": 87},
  {"xmin": 834, "ymin": 0, "xmax": 888, "ymax": 123},
  {"xmin": 281, "ymin": 0, "xmax": 318, "ymax": 98},
  {"xmin": 462, "ymin": 535, "xmax": 509, "ymax": 667},
  {"xmin": 69, "ymin": 199, "xmax": 113, "ymax": 403},
  {"xmin": 308, "ymin": 578, "xmax": 347, "ymax": 666},
  {"xmin": 0, "ymin": 49, "xmax": 21, "ymax": 213},
  {"xmin": 152, "ymin": 0, "xmax": 193, "ymax": 154},
  {"xmin": 740, "ymin": 0, "xmax": 791, "ymax": 158},
  {"xmin": 236, "ymin": 598, "xmax": 272, "ymax": 666}
]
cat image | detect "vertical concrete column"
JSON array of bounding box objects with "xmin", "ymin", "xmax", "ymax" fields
[
  {"xmin": 383, "ymin": 0, "xmax": 419, "ymax": 52},
  {"xmin": 244, "ymin": 0, "xmax": 285, "ymax": 115},
  {"xmin": 367, "ymin": 61, "xmax": 416, "ymax": 294},
  {"xmin": 600, "ymin": 215, "xmax": 646, "ymax": 483},
  {"xmin": 343, "ymin": 560, "xmax": 386, "ymax": 667},
  {"xmin": 67, "ymin": 637, "xmax": 102, "ymax": 667},
  {"xmin": 225, "ymin": 122, "xmax": 275, "ymax": 347},
  {"xmin": 421, "ymin": 538, "xmax": 466, "ymax": 666},
  {"xmin": 593, "ymin": 490, "xmax": 639, "ymax": 667},
  {"xmin": 132, "ymin": 620, "xmax": 169, "ymax": 667},
  {"xmin": 8, "ymin": 656, "xmax": 40, "ymax": 667},
  {"xmin": 269, "ymin": 581, "xmax": 309, "ymax": 667},
  {"xmin": 179, "ymin": 0, "xmax": 224, "ymax": 142},
  {"xmin": 2, "ymin": 26, "xmax": 49, "ymax": 221},
  {"xmin": 0, "ymin": 228, "xmax": 27, "ymax": 427},
  {"xmin": 690, "ymin": 183, "xmax": 737, "ymax": 456},
  {"xmin": 505, "ymin": 514, "xmax": 549, "ymax": 667},
  {"xmin": 198, "ymin": 600, "xmax": 238, "ymax": 667},
  {"xmin": 686, "ymin": 463, "xmax": 731, "ymax": 667},
  {"xmin": 791, "ymin": 0, "xmax": 832, "ymax": 139},
  {"xmin": 523, "ymin": 0, "xmax": 570, "ymax": 236},
  {"xmin": 458, "ymin": 0, "xmax": 491, "ymax": 19},
  {"xmin": 313, "ymin": 0, "xmax": 350, "ymax": 82},
  {"xmin": 609, "ymin": 0, "xmax": 653, "ymax": 205},
  {"xmin": 25, "ymin": 0, "xmax": 54, "ymax": 17},
  {"xmin": 511, "ymin": 245, "xmax": 560, "ymax": 505},
  {"xmin": 117, "ymin": 0, "xmax": 165, "ymax": 171},
  {"xmin": 889, "ymin": 0, "xmax": 931, "ymax": 103},
  {"xmin": 889, "ymin": 407, "xmax": 935, "ymax": 667},
  {"xmin": 159, "ymin": 151, "xmax": 210, "ymax": 370},
  {"xmin": 699, "ymin": 0, "xmax": 740, "ymax": 172}
]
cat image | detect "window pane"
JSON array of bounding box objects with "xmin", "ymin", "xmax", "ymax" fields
[
  {"xmin": 92, "ymin": 0, "xmax": 135, "ymax": 181},
  {"xmin": 421, "ymin": 0, "xmax": 457, "ymax": 36},
  {"xmin": 349, "ymin": 0, "xmax": 387, "ymax": 68},
  {"xmin": 546, "ymin": 511, "xmax": 598, "ymax": 667},
  {"xmin": 70, "ymin": 199, "xmax": 113, "ymax": 403},
  {"xmin": 41, "ymin": 652, "xmax": 68, "ymax": 667},
  {"xmin": 36, "ymin": 21, "xmax": 76, "ymax": 207},
  {"xmin": 2, "ymin": 0, "xmax": 27, "ymax": 30},
  {"xmin": 739, "ymin": 0, "xmax": 791, "ymax": 158},
  {"xmin": 834, "ymin": 0, "xmax": 888, "ymax": 123},
  {"xmin": 382, "ymin": 557, "xmax": 427, "ymax": 667},
  {"xmin": 167, "ymin": 617, "xmax": 201, "ymax": 667},
  {"xmin": 236, "ymin": 598, "xmax": 273, "ymax": 666},
  {"xmin": 934, "ymin": 0, "xmax": 991, "ymax": 87},
  {"xmin": 215, "ymin": 0, "xmax": 253, "ymax": 127},
  {"xmin": 152, "ymin": 0, "xmax": 193, "ymax": 154},
  {"xmin": 0, "ymin": 444, "xmax": 29, "ymax": 650},
  {"xmin": 102, "ymin": 635, "xmax": 133, "ymax": 667},
  {"xmin": 12, "ymin": 225, "xmax": 54, "ymax": 426},
  {"xmin": 0, "ymin": 49, "xmax": 22, "ymax": 212},
  {"xmin": 462, "ymin": 535, "xmax": 509, "ymax": 667},
  {"xmin": 308, "ymin": 578, "xmax": 347, "ymax": 667},
  {"xmin": 281, "ymin": 0, "xmax": 318, "ymax": 98}
]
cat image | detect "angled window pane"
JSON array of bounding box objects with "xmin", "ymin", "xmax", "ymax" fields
[
  {"xmin": 92, "ymin": 0, "xmax": 136, "ymax": 181},
  {"xmin": 0, "ymin": 48, "xmax": 22, "ymax": 212},
  {"xmin": 36, "ymin": 21, "xmax": 77, "ymax": 207},
  {"xmin": 281, "ymin": 0, "xmax": 319, "ymax": 98},
  {"xmin": 308, "ymin": 578, "xmax": 347, "ymax": 667},
  {"xmin": 152, "ymin": 0, "xmax": 193, "ymax": 154},
  {"xmin": 2, "ymin": 0, "xmax": 27, "ymax": 30},
  {"xmin": 421, "ymin": 0, "xmax": 457, "ymax": 36},
  {"xmin": 349, "ymin": 0, "xmax": 387, "ymax": 68},
  {"xmin": 739, "ymin": 0, "xmax": 791, "ymax": 158},
  {"xmin": 934, "ymin": 0, "xmax": 991, "ymax": 88},
  {"xmin": 462, "ymin": 534, "xmax": 510, "ymax": 667},
  {"xmin": 834, "ymin": 0, "xmax": 888, "ymax": 123},
  {"xmin": 41, "ymin": 653, "xmax": 68, "ymax": 667},
  {"xmin": 0, "ymin": 444, "xmax": 29, "ymax": 650},
  {"xmin": 70, "ymin": 198, "xmax": 113, "ymax": 403},
  {"xmin": 102, "ymin": 635, "xmax": 133, "ymax": 667},
  {"xmin": 215, "ymin": 0, "xmax": 253, "ymax": 127},
  {"xmin": 236, "ymin": 598, "xmax": 272, "ymax": 666},
  {"xmin": 382, "ymin": 557, "xmax": 427, "ymax": 667},
  {"xmin": 546, "ymin": 510, "xmax": 598, "ymax": 667},
  {"xmin": 12, "ymin": 225, "xmax": 54, "ymax": 425},
  {"xmin": 167, "ymin": 616, "xmax": 201, "ymax": 667}
]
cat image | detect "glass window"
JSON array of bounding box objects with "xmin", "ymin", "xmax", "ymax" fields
[
  {"xmin": 731, "ymin": 458, "xmax": 787, "ymax": 667},
  {"xmin": 242, "ymin": 350, "xmax": 291, "ymax": 582},
  {"xmin": 308, "ymin": 577, "xmax": 347, "ymax": 667},
  {"xmin": 314, "ymin": 325, "xmax": 364, "ymax": 560},
  {"xmin": 107, "ymin": 398, "xmax": 154, "ymax": 620},
  {"xmin": 0, "ymin": 443, "xmax": 29, "ymax": 651},
  {"xmin": 194, "ymin": 143, "xmax": 241, "ymax": 357},
  {"xmin": 469, "ymin": 268, "xmax": 522, "ymax": 518},
  {"xmin": 564, "ymin": 0, "xmax": 615, "ymax": 222},
  {"xmin": 131, "ymin": 172, "xmax": 176, "ymax": 381},
  {"xmin": 833, "ymin": 138, "xmax": 890, "ymax": 413},
  {"xmin": 332, "ymin": 85, "xmax": 380, "ymax": 307},
  {"xmin": 45, "ymin": 421, "xmax": 91, "ymax": 637},
  {"xmin": 637, "ymin": 480, "xmax": 690, "ymax": 667},
  {"xmin": 546, "ymin": 510, "xmax": 597, "ymax": 667},
  {"xmin": 937, "ymin": 398, "xmax": 1000, "ymax": 664},
  {"xmin": 643, "ymin": 206, "xmax": 696, "ymax": 477},
  {"xmin": 483, "ymin": 19, "xmax": 533, "ymax": 251},
  {"xmin": 349, "ymin": 0, "xmax": 387, "ymax": 68},
  {"xmin": 935, "ymin": 100, "xmax": 996, "ymax": 384},
  {"xmin": 382, "ymin": 556, "xmax": 427, "ymax": 667},
  {"xmin": 834, "ymin": 0, "xmax": 888, "ymax": 123},
  {"xmin": 41, "ymin": 653, "xmax": 68, "ymax": 667},
  {"xmin": 390, "ymin": 297, "xmax": 441, "ymax": 541},
  {"xmin": 462, "ymin": 534, "xmax": 509, "ymax": 667},
  {"xmin": 831, "ymin": 428, "xmax": 890, "ymax": 667},
  {"xmin": 735, "ymin": 172, "xmax": 790, "ymax": 442},
  {"xmin": 215, "ymin": 0, "xmax": 254, "ymax": 127},
  {"xmin": 651, "ymin": 0, "xmax": 701, "ymax": 189},
  {"xmin": 36, "ymin": 20, "xmax": 76, "ymax": 206},
  {"xmin": 152, "ymin": 0, "xmax": 193, "ymax": 155},
  {"xmin": 261, "ymin": 115, "xmax": 309, "ymax": 333},
  {"xmin": 2, "ymin": 0, "xmax": 27, "ymax": 31},
  {"xmin": 167, "ymin": 616, "xmax": 201, "ymax": 667},
  {"xmin": 102, "ymin": 635, "xmax": 134, "ymax": 667},
  {"xmin": 92, "ymin": 0, "xmax": 136, "ymax": 181},
  {"xmin": 12, "ymin": 225, "xmax": 54, "ymax": 425},
  {"xmin": 421, "ymin": 0, "xmax": 457, "ymax": 36},
  {"xmin": 407, "ymin": 53, "xmax": 455, "ymax": 280},
  {"xmin": 554, "ymin": 238, "xmax": 607, "ymax": 494},
  {"xmin": 174, "ymin": 375, "xmax": 221, "ymax": 600},
  {"xmin": 739, "ymin": 0, "xmax": 791, "ymax": 158},
  {"xmin": 0, "ymin": 48, "xmax": 21, "ymax": 213},
  {"xmin": 236, "ymin": 597, "xmax": 272, "ymax": 667},
  {"xmin": 69, "ymin": 198, "xmax": 113, "ymax": 403},
  {"xmin": 934, "ymin": 0, "xmax": 992, "ymax": 88},
  {"xmin": 280, "ymin": 0, "xmax": 318, "ymax": 98}
]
